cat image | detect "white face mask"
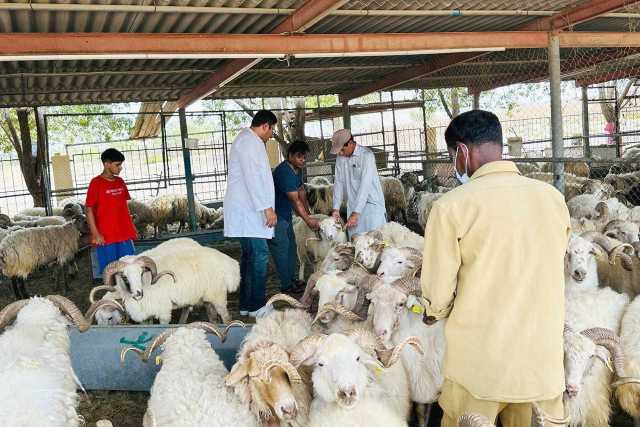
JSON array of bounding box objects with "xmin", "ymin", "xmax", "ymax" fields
[{"xmin": 454, "ymin": 145, "xmax": 470, "ymax": 184}]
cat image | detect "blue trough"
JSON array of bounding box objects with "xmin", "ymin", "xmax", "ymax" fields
[{"xmin": 70, "ymin": 324, "xmax": 250, "ymax": 391}]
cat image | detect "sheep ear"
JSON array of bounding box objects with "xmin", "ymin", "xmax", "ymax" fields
[{"xmin": 225, "ymin": 361, "xmax": 249, "ymax": 386}]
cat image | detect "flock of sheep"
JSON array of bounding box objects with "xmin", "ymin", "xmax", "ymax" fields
[{"xmin": 5, "ymin": 153, "xmax": 640, "ymax": 426}]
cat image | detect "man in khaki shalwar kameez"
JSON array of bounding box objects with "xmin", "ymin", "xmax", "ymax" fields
[{"xmin": 420, "ymin": 110, "xmax": 571, "ymax": 426}]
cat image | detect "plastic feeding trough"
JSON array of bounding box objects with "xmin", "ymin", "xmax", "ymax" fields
[{"xmin": 70, "ymin": 324, "xmax": 250, "ymax": 391}]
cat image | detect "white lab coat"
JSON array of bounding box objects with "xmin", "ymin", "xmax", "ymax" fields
[
  {"xmin": 224, "ymin": 128, "xmax": 275, "ymax": 239},
  {"xmin": 333, "ymin": 144, "xmax": 386, "ymax": 237}
]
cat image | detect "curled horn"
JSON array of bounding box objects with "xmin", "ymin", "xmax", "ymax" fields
[
  {"xmin": 393, "ymin": 276, "xmax": 422, "ymax": 296},
  {"xmin": 89, "ymin": 285, "xmax": 118, "ymax": 304},
  {"xmin": 609, "ymin": 246, "xmax": 635, "ymax": 271},
  {"xmin": 136, "ymin": 256, "xmax": 176, "ymax": 285},
  {"xmin": 85, "ymin": 299, "xmax": 125, "ymax": 323},
  {"xmin": 185, "ymin": 321, "xmax": 225, "ymax": 342},
  {"xmin": 0, "ymin": 299, "xmax": 30, "ymax": 330},
  {"xmin": 457, "ymin": 413, "xmax": 495, "ymax": 427},
  {"xmin": 46, "ymin": 295, "xmax": 91, "ymax": 332},
  {"xmin": 260, "ymin": 360, "xmax": 302, "ymax": 384},
  {"xmin": 139, "ymin": 322, "xmax": 225, "ymax": 362},
  {"xmin": 376, "ymin": 336, "xmax": 424, "ymax": 368},
  {"xmin": 581, "ymin": 327, "xmax": 626, "ymax": 377},
  {"xmin": 346, "ymin": 328, "xmax": 378, "ymax": 356},
  {"xmin": 266, "ymin": 293, "xmax": 309, "ymax": 309},
  {"xmin": 120, "ymin": 346, "xmax": 144, "ymax": 364},
  {"xmin": 313, "ymin": 303, "xmax": 363, "ymax": 324},
  {"xmin": 102, "ymin": 260, "xmax": 129, "ymax": 286},
  {"xmin": 531, "ymin": 402, "xmax": 570, "ymax": 426},
  {"xmin": 221, "ymin": 320, "xmax": 246, "ymax": 342},
  {"xmin": 290, "ymin": 334, "xmax": 327, "ymax": 367}
]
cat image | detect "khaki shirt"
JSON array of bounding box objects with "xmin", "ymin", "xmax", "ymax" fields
[{"xmin": 421, "ymin": 161, "xmax": 570, "ymax": 402}]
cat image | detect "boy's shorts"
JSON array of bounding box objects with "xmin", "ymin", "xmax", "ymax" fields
[{"xmin": 96, "ymin": 240, "xmax": 136, "ymax": 275}]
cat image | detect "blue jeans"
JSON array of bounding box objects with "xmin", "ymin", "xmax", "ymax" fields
[
  {"xmin": 96, "ymin": 240, "xmax": 136, "ymax": 275},
  {"xmin": 238, "ymin": 237, "xmax": 269, "ymax": 312},
  {"xmin": 267, "ymin": 219, "xmax": 298, "ymax": 292}
]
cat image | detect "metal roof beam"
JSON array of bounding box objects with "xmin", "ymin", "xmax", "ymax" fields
[
  {"xmin": 519, "ymin": 0, "xmax": 640, "ymax": 31},
  {"xmin": 339, "ymin": 0, "xmax": 637, "ymax": 101},
  {"xmin": 175, "ymin": 0, "xmax": 348, "ymax": 109}
]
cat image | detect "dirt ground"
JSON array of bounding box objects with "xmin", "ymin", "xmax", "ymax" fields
[{"xmin": 0, "ymin": 240, "xmax": 633, "ymax": 427}]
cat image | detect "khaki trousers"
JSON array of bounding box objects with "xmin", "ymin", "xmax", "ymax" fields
[{"xmin": 439, "ymin": 380, "xmax": 564, "ymax": 427}]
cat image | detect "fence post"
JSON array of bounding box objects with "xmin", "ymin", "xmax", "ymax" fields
[
  {"xmin": 390, "ymin": 91, "xmax": 400, "ymax": 176},
  {"xmin": 473, "ymin": 92, "xmax": 480, "ymax": 110},
  {"xmin": 421, "ymin": 89, "xmax": 432, "ymax": 179},
  {"xmin": 179, "ymin": 108, "xmax": 198, "ymax": 232},
  {"xmin": 581, "ymin": 86, "xmax": 591, "ymax": 159},
  {"xmin": 37, "ymin": 111, "xmax": 54, "ymax": 216},
  {"xmin": 548, "ymin": 33, "xmax": 564, "ymax": 194},
  {"xmin": 342, "ymin": 99, "xmax": 351, "ymax": 129}
]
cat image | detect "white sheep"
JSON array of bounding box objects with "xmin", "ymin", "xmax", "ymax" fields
[
  {"xmin": 615, "ymin": 294, "xmax": 640, "ymax": 421},
  {"xmin": 567, "ymin": 193, "xmax": 602, "ymax": 219},
  {"xmin": 121, "ymin": 322, "xmax": 258, "ymax": 427},
  {"xmin": 367, "ymin": 277, "xmax": 445, "ymax": 427},
  {"xmin": 294, "ymin": 214, "xmax": 347, "ymax": 280},
  {"xmin": 306, "ymin": 183, "xmax": 335, "ymax": 215},
  {"xmin": 226, "ymin": 302, "xmax": 315, "ymax": 426},
  {"xmin": 290, "ymin": 329, "xmax": 423, "ymax": 427},
  {"xmin": 603, "ymin": 220, "xmax": 640, "ymax": 244},
  {"xmin": 94, "ymin": 237, "xmax": 239, "ymax": 324},
  {"xmin": 0, "ymin": 295, "xmax": 90, "ymax": 427},
  {"xmin": 564, "ymin": 234, "xmax": 630, "ymax": 426},
  {"xmin": 381, "ymin": 176, "xmax": 407, "ymax": 223},
  {"xmin": 149, "ymin": 194, "xmax": 219, "ymax": 235},
  {"xmin": 17, "ymin": 206, "xmax": 65, "ymax": 217},
  {"xmin": 376, "ymin": 246, "xmax": 423, "ymax": 282},
  {"xmin": 0, "ymin": 216, "xmax": 88, "ymax": 299},
  {"xmin": 378, "ymin": 222, "xmax": 424, "ymax": 250},
  {"xmin": 127, "ymin": 199, "xmax": 154, "ymax": 236},
  {"xmin": 417, "ymin": 192, "xmax": 443, "ymax": 231},
  {"xmin": 300, "ymin": 243, "xmax": 356, "ymax": 306}
]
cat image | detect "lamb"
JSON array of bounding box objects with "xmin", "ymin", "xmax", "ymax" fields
[
  {"xmin": 0, "ymin": 295, "xmax": 90, "ymax": 427},
  {"xmin": 290, "ymin": 328, "xmax": 423, "ymax": 427},
  {"xmin": 603, "ymin": 220, "xmax": 640, "ymax": 244},
  {"xmin": 352, "ymin": 230, "xmax": 387, "ymax": 272},
  {"xmin": 399, "ymin": 172, "xmax": 419, "ymax": 203},
  {"xmin": 226, "ymin": 301, "xmax": 315, "ymax": 426},
  {"xmin": 12, "ymin": 215, "xmax": 67, "ymax": 227},
  {"xmin": 0, "ymin": 216, "xmax": 89, "ymax": 299},
  {"xmin": 567, "ymin": 194, "xmax": 602, "ymax": 219},
  {"xmin": 378, "ymin": 222, "xmax": 424, "ymax": 250},
  {"xmin": 311, "ymin": 272, "xmax": 377, "ymax": 328},
  {"xmin": 149, "ymin": 194, "xmax": 219, "ymax": 235},
  {"xmin": 367, "ymin": 277, "xmax": 445, "ymax": 427},
  {"xmin": 381, "ymin": 176, "xmax": 407, "ymax": 223},
  {"xmin": 564, "ymin": 234, "xmax": 630, "ymax": 426},
  {"xmin": 306, "ymin": 183, "xmax": 335, "ymax": 215},
  {"xmin": 294, "ymin": 214, "xmax": 347, "ymax": 280},
  {"xmin": 300, "ymin": 243, "xmax": 355, "ymax": 306},
  {"xmin": 121, "ymin": 322, "xmax": 257, "ymax": 427},
  {"xmin": 376, "ymin": 246, "xmax": 423, "ymax": 282},
  {"xmin": 94, "ymin": 237, "xmax": 239, "ymax": 324}
]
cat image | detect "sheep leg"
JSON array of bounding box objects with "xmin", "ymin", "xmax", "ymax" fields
[
  {"xmin": 17, "ymin": 279, "xmax": 28, "ymax": 299},
  {"xmin": 178, "ymin": 306, "xmax": 192, "ymax": 324},
  {"xmin": 205, "ymin": 302, "xmax": 225, "ymax": 324},
  {"xmin": 10, "ymin": 278, "xmax": 21, "ymax": 300}
]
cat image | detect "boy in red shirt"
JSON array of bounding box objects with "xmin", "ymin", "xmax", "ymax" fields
[{"xmin": 86, "ymin": 148, "xmax": 138, "ymax": 274}]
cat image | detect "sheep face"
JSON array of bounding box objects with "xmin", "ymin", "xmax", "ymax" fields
[
  {"xmin": 226, "ymin": 343, "xmax": 302, "ymax": 423},
  {"xmin": 315, "ymin": 274, "xmax": 359, "ymax": 324},
  {"xmin": 376, "ymin": 247, "xmax": 422, "ymax": 282},
  {"xmin": 304, "ymin": 334, "xmax": 380, "ymax": 409},
  {"xmin": 563, "ymin": 327, "xmax": 609, "ymax": 398},
  {"xmin": 353, "ymin": 232, "xmax": 384, "ymax": 271},
  {"xmin": 112, "ymin": 257, "xmax": 152, "ymax": 300},
  {"xmin": 604, "ymin": 220, "xmax": 640, "ymax": 244},
  {"xmin": 565, "ymin": 236, "xmax": 600, "ymax": 289},
  {"xmin": 95, "ymin": 307, "xmax": 123, "ymax": 325},
  {"xmin": 318, "ymin": 244, "xmax": 355, "ymax": 272},
  {"xmin": 319, "ymin": 218, "xmax": 346, "ymax": 243},
  {"xmin": 366, "ymin": 283, "xmax": 408, "ymax": 346}
]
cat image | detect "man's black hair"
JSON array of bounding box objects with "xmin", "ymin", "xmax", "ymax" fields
[
  {"xmin": 287, "ymin": 140, "xmax": 310, "ymax": 158},
  {"xmin": 101, "ymin": 148, "xmax": 125, "ymax": 163},
  {"xmin": 444, "ymin": 110, "xmax": 503, "ymax": 150},
  {"xmin": 251, "ymin": 110, "xmax": 278, "ymax": 128}
]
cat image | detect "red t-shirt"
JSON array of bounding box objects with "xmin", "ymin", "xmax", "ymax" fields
[{"xmin": 86, "ymin": 175, "xmax": 137, "ymax": 244}]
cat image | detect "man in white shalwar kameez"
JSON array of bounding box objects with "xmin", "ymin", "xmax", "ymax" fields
[
  {"xmin": 330, "ymin": 129, "xmax": 386, "ymax": 238},
  {"xmin": 224, "ymin": 110, "xmax": 278, "ymax": 318}
]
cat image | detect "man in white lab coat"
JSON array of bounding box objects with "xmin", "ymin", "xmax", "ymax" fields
[
  {"xmin": 224, "ymin": 110, "xmax": 278, "ymax": 318},
  {"xmin": 330, "ymin": 129, "xmax": 386, "ymax": 237}
]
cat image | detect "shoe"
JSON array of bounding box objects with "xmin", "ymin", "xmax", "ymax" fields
[
  {"xmin": 249, "ymin": 305, "xmax": 275, "ymax": 318},
  {"xmin": 239, "ymin": 310, "xmax": 249, "ymax": 316}
]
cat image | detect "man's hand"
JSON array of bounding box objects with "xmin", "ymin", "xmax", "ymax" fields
[
  {"xmin": 345, "ymin": 212, "xmax": 360, "ymax": 229},
  {"xmin": 93, "ymin": 233, "xmax": 105, "ymax": 246},
  {"xmin": 264, "ymin": 208, "xmax": 277, "ymax": 228},
  {"xmin": 306, "ymin": 217, "xmax": 320, "ymax": 231},
  {"xmin": 331, "ymin": 210, "xmax": 342, "ymax": 224}
]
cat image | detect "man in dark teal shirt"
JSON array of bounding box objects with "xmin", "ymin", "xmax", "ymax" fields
[{"xmin": 269, "ymin": 140, "xmax": 319, "ymax": 293}]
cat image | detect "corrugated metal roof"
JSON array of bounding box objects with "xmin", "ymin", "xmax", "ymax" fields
[{"xmin": 0, "ymin": 0, "xmax": 637, "ymax": 106}]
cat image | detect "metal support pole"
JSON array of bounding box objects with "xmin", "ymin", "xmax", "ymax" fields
[
  {"xmin": 614, "ymin": 85, "xmax": 622, "ymax": 158},
  {"xmin": 342, "ymin": 99, "xmax": 351, "ymax": 129},
  {"xmin": 548, "ymin": 33, "xmax": 564, "ymax": 193},
  {"xmin": 473, "ymin": 92, "xmax": 480, "ymax": 110},
  {"xmin": 316, "ymin": 95, "xmax": 325, "ymax": 156},
  {"xmin": 379, "ymin": 92, "xmax": 387, "ymax": 152},
  {"xmin": 421, "ymin": 89, "xmax": 432, "ymax": 179},
  {"xmin": 36, "ymin": 109, "xmax": 53, "ymax": 215},
  {"xmin": 390, "ymin": 91, "xmax": 400, "ymax": 176},
  {"xmin": 179, "ymin": 108, "xmax": 198, "ymax": 232},
  {"xmin": 581, "ymin": 85, "xmax": 591, "ymax": 159}
]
